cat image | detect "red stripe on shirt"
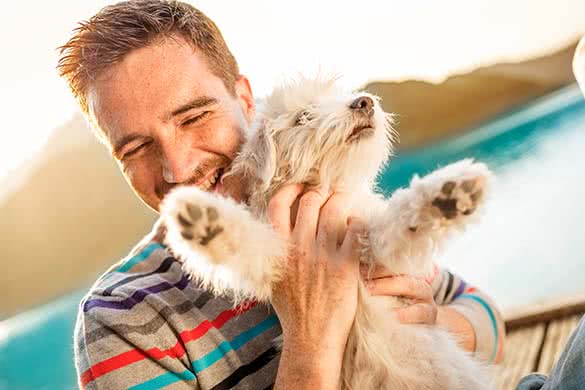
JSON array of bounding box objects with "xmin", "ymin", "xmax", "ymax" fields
[{"xmin": 80, "ymin": 302, "xmax": 256, "ymax": 387}]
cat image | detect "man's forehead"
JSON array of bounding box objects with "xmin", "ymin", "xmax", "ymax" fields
[
  {"xmin": 85, "ymin": 39, "xmax": 226, "ymax": 149},
  {"xmin": 87, "ymin": 85, "xmax": 220, "ymax": 154}
]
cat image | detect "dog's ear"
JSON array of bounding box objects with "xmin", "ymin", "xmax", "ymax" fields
[{"xmin": 229, "ymin": 119, "xmax": 277, "ymax": 192}]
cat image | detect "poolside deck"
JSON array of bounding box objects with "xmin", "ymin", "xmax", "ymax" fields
[{"xmin": 496, "ymin": 294, "xmax": 585, "ymax": 390}]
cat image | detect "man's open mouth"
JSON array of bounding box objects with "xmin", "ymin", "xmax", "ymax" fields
[{"xmin": 199, "ymin": 167, "xmax": 225, "ymax": 191}]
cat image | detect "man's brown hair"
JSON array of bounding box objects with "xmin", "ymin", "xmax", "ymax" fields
[{"xmin": 57, "ymin": 0, "xmax": 240, "ymax": 114}]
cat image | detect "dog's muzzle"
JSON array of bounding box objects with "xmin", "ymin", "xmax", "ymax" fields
[
  {"xmin": 347, "ymin": 96, "xmax": 375, "ymax": 142},
  {"xmin": 350, "ymin": 96, "xmax": 374, "ymax": 118}
]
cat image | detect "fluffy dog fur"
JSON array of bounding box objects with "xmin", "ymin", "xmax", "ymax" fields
[{"xmin": 161, "ymin": 76, "xmax": 493, "ymax": 389}]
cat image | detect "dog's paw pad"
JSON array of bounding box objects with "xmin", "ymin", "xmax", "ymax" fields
[
  {"xmin": 175, "ymin": 202, "xmax": 225, "ymax": 247},
  {"xmin": 206, "ymin": 206, "xmax": 219, "ymax": 222},
  {"xmin": 461, "ymin": 179, "xmax": 476, "ymax": 193},
  {"xmin": 199, "ymin": 224, "xmax": 224, "ymax": 246},
  {"xmin": 178, "ymin": 213, "xmax": 193, "ymax": 228},
  {"xmin": 181, "ymin": 230, "xmax": 194, "ymax": 240},
  {"xmin": 186, "ymin": 204, "xmax": 203, "ymax": 221},
  {"xmin": 441, "ymin": 181, "xmax": 456, "ymax": 196},
  {"xmin": 432, "ymin": 197, "xmax": 458, "ymax": 219},
  {"xmin": 432, "ymin": 176, "xmax": 486, "ymax": 220}
]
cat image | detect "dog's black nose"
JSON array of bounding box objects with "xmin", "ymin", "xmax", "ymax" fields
[{"xmin": 350, "ymin": 96, "xmax": 374, "ymax": 115}]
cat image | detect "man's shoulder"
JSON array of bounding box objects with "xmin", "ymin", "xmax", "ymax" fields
[
  {"xmin": 79, "ymin": 238, "xmax": 210, "ymax": 321},
  {"xmin": 76, "ymin": 235, "xmax": 277, "ymax": 336},
  {"xmin": 74, "ymin": 236, "xmax": 282, "ymax": 390}
]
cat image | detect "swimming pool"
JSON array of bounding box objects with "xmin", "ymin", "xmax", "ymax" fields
[{"xmin": 1, "ymin": 84, "xmax": 584, "ymax": 389}]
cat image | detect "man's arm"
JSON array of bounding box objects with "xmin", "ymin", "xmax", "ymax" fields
[
  {"xmin": 436, "ymin": 305, "xmax": 477, "ymax": 353},
  {"xmin": 431, "ymin": 267, "xmax": 505, "ymax": 364}
]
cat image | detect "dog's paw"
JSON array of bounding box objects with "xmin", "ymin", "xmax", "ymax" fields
[
  {"xmin": 431, "ymin": 176, "xmax": 485, "ymax": 219},
  {"xmin": 424, "ymin": 159, "xmax": 490, "ymax": 222},
  {"xmin": 176, "ymin": 203, "xmax": 225, "ymax": 246},
  {"xmin": 406, "ymin": 159, "xmax": 491, "ymax": 231},
  {"xmin": 161, "ymin": 186, "xmax": 236, "ymax": 263}
]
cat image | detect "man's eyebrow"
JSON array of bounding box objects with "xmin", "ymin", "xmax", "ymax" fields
[
  {"xmin": 170, "ymin": 96, "xmax": 218, "ymax": 118},
  {"xmin": 112, "ymin": 133, "xmax": 145, "ymax": 156}
]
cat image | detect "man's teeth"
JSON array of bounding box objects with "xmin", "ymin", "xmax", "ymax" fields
[{"xmin": 200, "ymin": 170, "xmax": 221, "ymax": 191}]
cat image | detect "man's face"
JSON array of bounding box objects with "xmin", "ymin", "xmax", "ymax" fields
[{"xmin": 88, "ymin": 36, "xmax": 255, "ymax": 212}]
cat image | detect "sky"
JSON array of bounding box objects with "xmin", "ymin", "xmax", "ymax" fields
[{"xmin": 0, "ymin": 0, "xmax": 584, "ymax": 183}]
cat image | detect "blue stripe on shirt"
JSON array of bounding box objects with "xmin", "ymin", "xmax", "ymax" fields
[
  {"xmin": 192, "ymin": 315, "xmax": 279, "ymax": 372},
  {"xmin": 116, "ymin": 242, "xmax": 165, "ymax": 273},
  {"xmin": 128, "ymin": 369, "xmax": 196, "ymax": 390},
  {"xmin": 457, "ymin": 293, "xmax": 499, "ymax": 363}
]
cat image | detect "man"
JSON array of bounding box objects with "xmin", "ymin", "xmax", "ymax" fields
[{"xmin": 58, "ymin": 1, "xmax": 504, "ymax": 389}]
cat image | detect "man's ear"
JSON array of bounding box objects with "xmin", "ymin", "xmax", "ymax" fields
[
  {"xmin": 234, "ymin": 75, "xmax": 256, "ymax": 126},
  {"xmin": 229, "ymin": 119, "xmax": 277, "ymax": 192}
]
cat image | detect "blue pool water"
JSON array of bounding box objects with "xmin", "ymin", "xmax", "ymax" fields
[{"xmin": 1, "ymin": 84, "xmax": 584, "ymax": 389}]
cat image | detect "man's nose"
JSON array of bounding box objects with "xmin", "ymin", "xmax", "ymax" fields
[
  {"xmin": 349, "ymin": 96, "xmax": 374, "ymax": 117},
  {"xmin": 160, "ymin": 143, "xmax": 194, "ymax": 184}
]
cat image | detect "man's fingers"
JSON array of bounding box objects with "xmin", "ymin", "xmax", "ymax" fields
[
  {"xmin": 365, "ymin": 275, "xmax": 433, "ymax": 302},
  {"xmin": 393, "ymin": 303, "xmax": 438, "ymax": 325},
  {"xmin": 292, "ymin": 189, "xmax": 331, "ymax": 243},
  {"xmin": 316, "ymin": 193, "xmax": 351, "ymax": 253},
  {"xmin": 340, "ymin": 217, "xmax": 367, "ymax": 262},
  {"xmin": 360, "ymin": 263, "xmax": 393, "ymax": 280},
  {"xmin": 267, "ymin": 183, "xmax": 305, "ymax": 236}
]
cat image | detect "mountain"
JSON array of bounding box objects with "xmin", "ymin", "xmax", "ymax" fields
[
  {"xmin": 0, "ymin": 115, "xmax": 156, "ymax": 317},
  {"xmin": 365, "ymin": 41, "xmax": 579, "ymax": 149}
]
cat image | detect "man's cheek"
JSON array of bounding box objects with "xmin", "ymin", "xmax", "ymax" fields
[
  {"xmin": 121, "ymin": 163, "xmax": 141, "ymax": 191},
  {"xmin": 123, "ymin": 164, "xmax": 161, "ymax": 208}
]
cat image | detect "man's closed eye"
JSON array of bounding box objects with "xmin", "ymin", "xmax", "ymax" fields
[
  {"xmin": 182, "ymin": 111, "xmax": 211, "ymax": 127},
  {"xmin": 121, "ymin": 141, "xmax": 152, "ymax": 160}
]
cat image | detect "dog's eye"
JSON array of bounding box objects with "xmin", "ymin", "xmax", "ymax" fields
[{"xmin": 294, "ymin": 110, "xmax": 314, "ymax": 126}]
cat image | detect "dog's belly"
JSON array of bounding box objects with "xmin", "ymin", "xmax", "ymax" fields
[{"xmin": 342, "ymin": 289, "xmax": 491, "ymax": 390}]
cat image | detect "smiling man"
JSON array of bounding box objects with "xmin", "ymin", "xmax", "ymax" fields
[
  {"xmin": 87, "ymin": 37, "xmax": 248, "ymax": 209},
  {"xmin": 58, "ymin": 1, "xmax": 504, "ymax": 389}
]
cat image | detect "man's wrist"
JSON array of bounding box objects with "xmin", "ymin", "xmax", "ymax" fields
[
  {"xmin": 274, "ymin": 338, "xmax": 344, "ymax": 389},
  {"xmin": 436, "ymin": 305, "xmax": 476, "ymax": 353}
]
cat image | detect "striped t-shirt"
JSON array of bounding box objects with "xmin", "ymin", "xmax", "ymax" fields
[{"xmin": 74, "ymin": 231, "xmax": 505, "ymax": 390}]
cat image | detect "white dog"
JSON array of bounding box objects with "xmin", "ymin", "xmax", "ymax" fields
[{"xmin": 161, "ymin": 76, "xmax": 492, "ymax": 389}]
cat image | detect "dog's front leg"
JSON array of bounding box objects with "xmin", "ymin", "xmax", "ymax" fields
[
  {"xmin": 366, "ymin": 159, "xmax": 491, "ymax": 277},
  {"xmin": 160, "ymin": 186, "xmax": 287, "ymax": 301}
]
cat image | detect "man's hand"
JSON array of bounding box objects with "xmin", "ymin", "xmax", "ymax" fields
[
  {"xmin": 362, "ymin": 264, "xmax": 476, "ymax": 352},
  {"xmin": 362, "ymin": 264, "xmax": 438, "ymax": 325},
  {"xmin": 268, "ymin": 184, "xmax": 365, "ymax": 390}
]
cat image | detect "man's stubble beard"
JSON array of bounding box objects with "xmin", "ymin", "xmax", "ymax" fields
[{"xmin": 156, "ymin": 153, "xmax": 244, "ymax": 204}]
